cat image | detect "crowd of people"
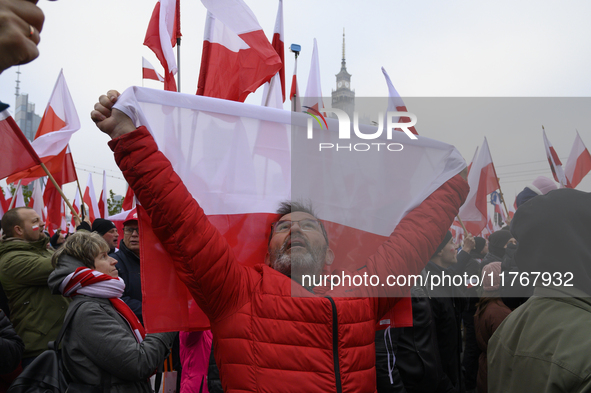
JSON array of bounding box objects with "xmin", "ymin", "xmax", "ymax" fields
[{"xmin": 2, "ymin": 1, "xmax": 591, "ymax": 392}]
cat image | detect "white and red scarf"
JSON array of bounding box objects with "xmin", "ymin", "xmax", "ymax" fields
[{"xmin": 59, "ymin": 267, "xmax": 146, "ymax": 343}]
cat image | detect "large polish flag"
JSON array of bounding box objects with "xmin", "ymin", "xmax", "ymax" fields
[
  {"xmin": 98, "ymin": 170, "xmax": 108, "ymax": 219},
  {"xmin": 113, "ymin": 86, "xmax": 466, "ymax": 333},
  {"xmin": 196, "ymin": 0, "xmax": 282, "ymax": 102},
  {"xmin": 564, "ymin": 131, "xmax": 591, "ymax": 188},
  {"xmin": 0, "ymin": 109, "xmax": 42, "ymax": 180},
  {"xmin": 542, "ymin": 129, "xmax": 571, "ymax": 188},
  {"xmin": 83, "ymin": 173, "xmax": 100, "ymax": 223},
  {"xmin": 302, "ymin": 38, "xmax": 324, "ymax": 114},
  {"xmin": 144, "ymin": 0, "xmax": 180, "ymax": 92},
  {"xmin": 381, "ymin": 67, "xmax": 418, "ymax": 137},
  {"xmin": 142, "ymin": 57, "xmax": 164, "ymax": 83},
  {"xmin": 7, "ymin": 70, "xmax": 80, "ymax": 185},
  {"xmin": 458, "ymin": 137, "xmax": 500, "ymax": 236},
  {"xmin": 260, "ymin": 0, "xmax": 285, "ymax": 108}
]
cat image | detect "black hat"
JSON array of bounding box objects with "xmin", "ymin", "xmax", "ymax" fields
[
  {"xmin": 474, "ymin": 236, "xmax": 486, "ymax": 254},
  {"xmin": 91, "ymin": 218, "xmax": 116, "ymax": 236}
]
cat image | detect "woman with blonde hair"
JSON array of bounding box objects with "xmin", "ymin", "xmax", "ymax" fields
[{"xmin": 48, "ymin": 231, "xmax": 176, "ymax": 392}]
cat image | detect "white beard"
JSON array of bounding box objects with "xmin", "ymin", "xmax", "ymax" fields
[{"xmin": 270, "ymin": 241, "xmax": 327, "ymax": 284}]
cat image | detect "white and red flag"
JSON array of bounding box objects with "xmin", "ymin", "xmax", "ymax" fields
[
  {"xmin": 260, "ymin": 0, "xmax": 285, "ymax": 108},
  {"xmin": 0, "ymin": 188, "xmax": 8, "ymax": 219},
  {"xmin": 122, "ymin": 184, "xmax": 136, "ymax": 212},
  {"xmin": 113, "ymin": 86, "xmax": 466, "ymax": 333},
  {"xmin": 41, "ymin": 145, "xmax": 78, "ymax": 233},
  {"xmin": 0, "ymin": 109, "xmax": 43, "ymax": 180},
  {"xmin": 28, "ymin": 179, "xmax": 45, "ymax": 219},
  {"xmin": 564, "ymin": 131, "xmax": 591, "ymax": 189},
  {"xmin": 142, "ymin": 57, "xmax": 164, "ymax": 82},
  {"xmin": 71, "ymin": 189, "xmax": 82, "ymax": 232},
  {"xmin": 542, "ymin": 129, "xmax": 571, "ymax": 188},
  {"xmin": 98, "ymin": 170, "xmax": 108, "ymax": 219},
  {"xmin": 381, "ymin": 67, "xmax": 418, "ymax": 136},
  {"xmin": 458, "ymin": 137, "xmax": 501, "ymax": 236},
  {"xmin": 302, "ymin": 38, "xmax": 324, "ymax": 115},
  {"xmin": 196, "ymin": 0, "xmax": 282, "ymax": 102},
  {"xmin": 467, "ymin": 146, "xmax": 479, "ymax": 176},
  {"xmin": 7, "ymin": 70, "xmax": 80, "ymax": 185},
  {"xmin": 83, "ymin": 173, "xmax": 100, "ymax": 223},
  {"xmin": 9, "ymin": 185, "xmax": 26, "ymax": 209},
  {"xmin": 144, "ymin": 0, "xmax": 180, "ymax": 92}
]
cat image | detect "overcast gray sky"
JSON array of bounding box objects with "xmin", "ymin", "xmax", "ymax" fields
[{"xmin": 1, "ymin": 0, "xmax": 590, "ymax": 205}]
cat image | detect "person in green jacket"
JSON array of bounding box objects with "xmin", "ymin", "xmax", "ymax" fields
[
  {"xmin": 0, "ymin": 207, "xmax": 70, "ymax": 368},
  {"xmin": 488, "ymin": 188, "xmax": 591, "ymax": 393}
]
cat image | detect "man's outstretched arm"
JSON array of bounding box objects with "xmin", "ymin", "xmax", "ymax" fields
[
  {"xmin": 91, "ymin": 91, "xmax": 251, "ymax": 323},
  {"xmin": 367, "ymin": 171, "xmax": 469, "ymax": 317}
]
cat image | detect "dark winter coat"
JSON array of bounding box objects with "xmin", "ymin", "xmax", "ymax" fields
[
  {"xmin": 423, "ymin": 261, "xmax": 466, "ymax": 393},
  {"xmin": 47, "ymin": 255, "xmax": 176, "ymax": 393},
  {"xmin": 111, "ymin": 241, "xmax": 142, "ymax": 322},
  {"xmin": 0, "ymin": 309, "xmax": 24, "ymax": 374}
]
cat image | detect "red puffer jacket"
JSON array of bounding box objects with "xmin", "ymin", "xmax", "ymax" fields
[{"xmin": 109, "ymin": 127, "xmax": 469, "ymax": 393}]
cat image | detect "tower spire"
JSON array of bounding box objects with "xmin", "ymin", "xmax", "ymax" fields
[{"xmin": 342, "ymin": 28, "xmax": 346, "ymax": 63}]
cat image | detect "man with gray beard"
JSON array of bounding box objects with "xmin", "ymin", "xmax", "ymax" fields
[{"xmin": 266, "ymin": 201, "xmax": 333, "ymax": 286}]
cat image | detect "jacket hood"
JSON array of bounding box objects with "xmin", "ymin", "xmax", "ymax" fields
[
  {"xmin": 47, "ymin": 254, "xmax": 87, "ymax": 295},
  {"xmin": 0, "ymin": 236, "xmax": 49, "ymax": 254},
  {"xmin": 511, "ymin": 188, "xmax": 591, "ymax": 295}
]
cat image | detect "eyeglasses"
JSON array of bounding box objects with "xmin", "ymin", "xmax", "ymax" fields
[
  {"xmin": 123, "ymin": 227, "xmax": 139, "ymax": 235},
  {"xmin": 271, "ymin": 219, "xmax": 323, "ymax": 234}
]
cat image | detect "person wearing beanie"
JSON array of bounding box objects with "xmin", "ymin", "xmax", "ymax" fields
[
  {"xmin": 515, "ymin": 175, "xmax": 558, "ymax": 209},
  {"xmin": 91, "ymin": 218, "xmax": 119, "ymax": 254},
  {"xmin": 480, "ymin": 230, "xmax": 515, "ymax": 270},
  {"xmin": 470, "ymin": 237, "xmax": 487, "ymax": 261},
  {"xmin": 488, "ymin": 188, "xmax": 591, "ymax": 393},
  {"xmin": 422, "ymin": 230, "xmax": 472, "ymax": 393},
  {"xmin": 474, "ymin": 262, "xmax": 510, "ymax": 393}
]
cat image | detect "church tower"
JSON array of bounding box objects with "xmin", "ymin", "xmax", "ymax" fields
[{"xmin": 331, "ymin": 29, "xmax": 355, "ymax": 119}]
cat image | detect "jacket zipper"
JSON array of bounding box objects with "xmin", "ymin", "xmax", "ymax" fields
[{"xmin": 326, "ymin": 296, "xmax": 343, "ymax": 393}]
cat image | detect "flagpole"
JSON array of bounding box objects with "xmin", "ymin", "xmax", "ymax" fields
[
  {"xmin": 176, "ymin": 0, "xmax": 181, "ymax": 93},
  {"xmin": 39, "ymin": 162, "xmax": 81, "ymax": 222},
  {"xmin": 496, "ymin": 181, "xmax": 511, "ymax": 218},
  {"xmin": 456, "ymin": 216, "xmax": 468, "ymax": 236},
  {"xmin": 75, "ymin": 177, "xmax": 87, "ymax": 218},
  {"xmin": 177, "ymin": 37, "xmax": 181, "ymax": 92},
  {"xmin": 7, "ymin": 180, "xmax": 22, "ymax": 210}
]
